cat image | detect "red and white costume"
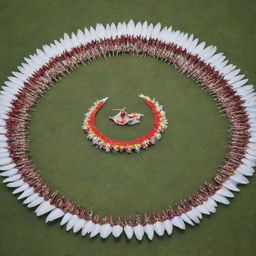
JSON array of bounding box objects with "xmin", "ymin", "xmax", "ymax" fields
[{"xmin": 109, "ymin": 107, "xmax": 143, "ymax": 126}]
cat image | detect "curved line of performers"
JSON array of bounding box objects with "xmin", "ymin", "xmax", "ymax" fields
[{"xmin": 1, "ymin": 34, "xmax": 255, "ymax": 236}]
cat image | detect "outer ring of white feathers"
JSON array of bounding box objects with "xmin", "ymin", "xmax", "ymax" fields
[{"xmin": 0, "ymin": 20, "xmax": 255, "ymax": 241}]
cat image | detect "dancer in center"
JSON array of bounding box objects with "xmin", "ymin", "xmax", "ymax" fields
[{"xmin": 109, "ymin": 107, "xmax": 144, "ymax": 126}]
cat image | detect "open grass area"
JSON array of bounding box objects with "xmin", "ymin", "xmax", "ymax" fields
[
  {"xmin": 28, "ymin": 54, "xmax": 229, "ymax": 216},
  {"xmin": 0, "ymin": 1, "xmax": 255, "ymax": 256}
]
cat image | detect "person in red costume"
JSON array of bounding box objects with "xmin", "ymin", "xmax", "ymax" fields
[{"xmin": 109, "ymin": 107, "xmax": 143, "ymax": 126}]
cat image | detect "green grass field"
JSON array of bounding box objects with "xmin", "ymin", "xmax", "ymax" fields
[{"xmin": 0, "ymin": 1, "xmax": 255, "ymax": 256}]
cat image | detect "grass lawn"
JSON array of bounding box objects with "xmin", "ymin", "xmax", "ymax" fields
[{"xmin": 0, "ymin": 1, "xmax": 255, "ymax": 256}]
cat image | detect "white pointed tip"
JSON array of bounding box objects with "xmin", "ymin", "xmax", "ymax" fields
[{"xmin": 101, "ymin": 97, "xmax": 109, "ymax": 102}]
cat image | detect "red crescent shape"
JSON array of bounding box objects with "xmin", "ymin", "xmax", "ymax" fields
[{"xmin": 83, "ymin": 95, "xmax": 168, "ymax": 152}]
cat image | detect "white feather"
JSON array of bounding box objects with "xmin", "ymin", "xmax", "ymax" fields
[
  {"xmin": 172, "ymin": 216, "xmax": 185, "ymax": 230},
  {"xmin": 196, "ymin": 204, "xmax": 210, "ymax": 215},
  {"xmin": 23, "ymin": 193, "xmax": 39, "ymax": 205},
  {"xmin": 27, "ymin": 196, "xmax": 45, "ymax": 208},
  {"xmin": 153, "ymin": 221, "xmax": 165, "ymax": 236},
  {"xmin": 133, "ymin": 224, "xmax": 144, "ymax": 240},
  {"xmin": 223, "ymin": 179, "xmax": 240, "ymax": 192},
  {"xmin": 17, "ymin": 186, "xmax": 34, "ymax": 199},
  {"xmin": 124, "ymin": 225, "xmax": 133, "ymax": 239},
  {"xmin": 163, "ymin": 219, "xmax": 173, "ymax": 235},
  {"xmin": 181, "ymin": 213, "xmax": 194, "ymax": 226},
  {"xmin": 112, "ymin": 224, "xmax": 123, "ymax": 238},
  {"xmin": 90, "ymin": 223, "xmax": 101, "ymax": 238},
  {"xmin": 144, "ymin": 224, "xmax": 154, "ymax": 240},
  {"xmin": 3, "ymin": 174, "xmax": 21, "ymax": 183},
  {"xmin": 46, "ymin": 208, "xmax": 64, "ymax": 223},
  {"xmin": 0, "ymin": 163, "xmax": 16, "ymax": 171},
  {"xmin": 211, "ymin": 194, "xmax": 230, "ymax": 205},
  {"xmin": 66, "ymin": 214, "xmax": 78, "ymax": 231},
  {"xmin": 35, "ymin": 200, "xmax": 56, "ymax": 216},
  {"xmin": 216, "ymin": 187, "xmax": 234, "ymax": 198},
  {"xmin": 186, "ymin": 210, "xmax": 200, "ymax": 224},
  {"xmin": 60, "ymin": 212, "xmax": 72, "ymax": 226},
  {"xmin": 12, "ymin": 183, "xmax": 29, "ymax": 194},
  {"xmin": 6, "ymin": 179, "xmax": 24, "ymax": 188},
  {"xmin": 100, "ymin": 223, "xmax": 112, "ymax": 239},
  {"xmin": 81, "ymin": 220, "xmax": 94, "ymax": 236},
  {"xmin": 230, "ymin": 173, "xmax": 249, "ymax": 184},
  {"xmin": 73, "ymin": 218, "xmax": 86, "ymax": 233}
]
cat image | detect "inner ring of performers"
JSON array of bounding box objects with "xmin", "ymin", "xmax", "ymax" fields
[{"xmin": 81, "ymin": 95, "xmax": 168, "ymax": 153}]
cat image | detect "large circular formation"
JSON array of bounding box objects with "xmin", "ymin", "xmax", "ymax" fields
[{"xmin": 0, "ymin": 21, "xmax": 255, "ymax": 241}]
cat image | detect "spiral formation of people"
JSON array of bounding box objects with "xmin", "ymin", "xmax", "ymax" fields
[{"xmin": 0, "ymin": 20, "xmax": 255, "ymax": 241}]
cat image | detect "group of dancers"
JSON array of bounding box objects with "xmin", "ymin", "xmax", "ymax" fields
[
  {"xmin": 82, "ymin": 95, "xmax": 168, "ymax": 153},
  {"xmin": 0, "ymin": 21, "xmax": 255, "ymax": 240}
]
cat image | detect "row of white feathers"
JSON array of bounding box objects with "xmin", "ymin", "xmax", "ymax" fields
[{"xmin": 0, "ymin": 20, "xmax": 255, "ymax": 241}]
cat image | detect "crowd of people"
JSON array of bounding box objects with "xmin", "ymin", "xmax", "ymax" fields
[{"xmin": 0, "ymin": 21, "xmax": 255, "ymax": 240}]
